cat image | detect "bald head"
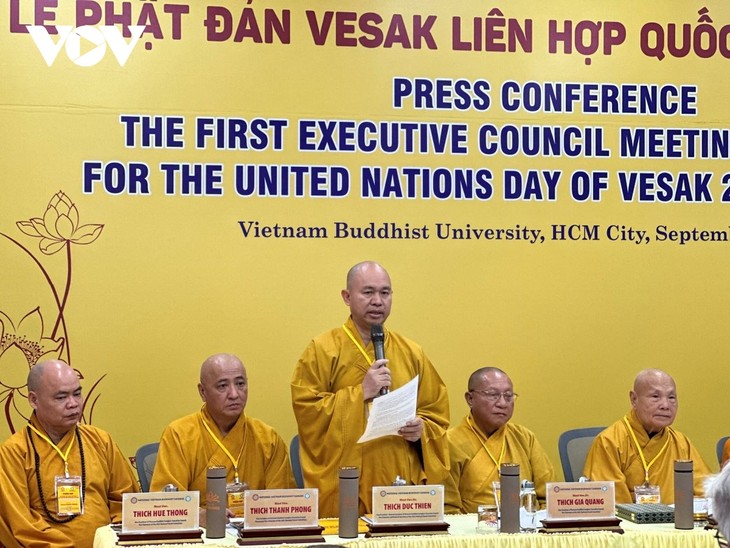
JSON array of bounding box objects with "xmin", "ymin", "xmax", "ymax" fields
[
  {"xmin": 467, "ymin": 367, "xmax": 508, "ymax": 391},
  {"xmin": 28, "ymin": 359, "xmax": 77, "ymax": 391},
  {"xmin": 630, "ymin": 368, "xmax": 678, "ymax": 434},
  {"xmin": 633, "ymin": 369, "xmax": 675, "ymax": 392},
  {"xmin": 200, "ymin": 353, "xmax": 245, "ymax": 383},
  {"xmin": 198, "ymin": 353, "xmax": 248, "ymax": 434},
  {"xmin": 27, "ymin": 360, "xmax": 82, "ymax": 443},
  {"xmin": 346, "ymin": 261, "xmax": 389, "ymax": 290}
]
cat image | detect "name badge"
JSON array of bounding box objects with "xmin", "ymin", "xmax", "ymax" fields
[
  {"xmin": 55, "ymin": 476, "xmax": 83, "ymax": 516},
  {"xmin": 227, "ymin": 481, "xmax": 248, "ymax": 518},
  {"xmin": 634, "ymin": 484, "xmax": 661, "ymax": 504}
]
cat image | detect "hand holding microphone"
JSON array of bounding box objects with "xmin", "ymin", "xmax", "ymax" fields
[
  {"xmin": 361, "ymin": 324, "xmax": 389, "ymax": 399},
  {"xmin": 371, "ymin": 324, "xmax": 389, "ymax": 396},
  {"xmin": 363, "ymin": 359, "xmax": 390, "ymax": 400}
]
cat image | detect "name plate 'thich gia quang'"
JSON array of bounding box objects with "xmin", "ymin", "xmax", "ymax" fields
[{"xmin": 546, "ymin": 481, "xmax": 615, "ymax": 520}]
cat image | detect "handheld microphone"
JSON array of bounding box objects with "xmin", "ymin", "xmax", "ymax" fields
[{"xmin": 370, "ymin": 323, "xmax": 388, "ymax": 396}]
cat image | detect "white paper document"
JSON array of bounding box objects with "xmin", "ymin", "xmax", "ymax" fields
[{"xmin": 358, "ymin": 375, "xmax": 419, "ymax": 443}]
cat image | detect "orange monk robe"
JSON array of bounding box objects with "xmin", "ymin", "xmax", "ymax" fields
[
  {"xmin": 723, "ymin": 438, "xmax": 730, "ymax": 468},
  {"xmin": 0, "ymin": 415, "xmax": 137, "ymax": 548},
  {"xmin": 444, "ymin": 416, "xmax": 555, "ymax": 513},
  {"xmin": 583, "ymin": 410, "xmax": 711, "ymax": 504},
  {"xmin": 150, "ymin": 405, "xmax": 295, "ymax": 495},
  {"xmin": 291, "ymin": 317, "xmax": 450, "ymax": 517}
]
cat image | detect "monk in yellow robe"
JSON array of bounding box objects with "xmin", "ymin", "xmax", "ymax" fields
[
  {"xmin": 583, "ymin": 368, "xmax": 710, "ymax": 504},
  {"xmin": 151, "ymin": 353, "xmax": 294, "ymax": 520},
  {"xmin": 445, "ymin": 367, "xmax": 554, "ymax": 513},
  {"xmin": 291, "ymin": 261, "xmax": 450, "ymax": 517},
  {"xmin": 0, "ymin": 360, "xmax": 137, "ymax": 548}
]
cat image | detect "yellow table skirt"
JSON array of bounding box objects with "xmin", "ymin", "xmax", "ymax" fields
[{"xmin": 94, "ymin": 514, "xmax": 716, "ymax": 548}]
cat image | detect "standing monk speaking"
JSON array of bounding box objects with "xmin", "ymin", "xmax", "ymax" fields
[{"xmin": 291, "ymin": 261, "xmax": 450, "ymax": 516}]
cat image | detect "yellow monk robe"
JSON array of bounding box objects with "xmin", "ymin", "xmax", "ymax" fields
[
  {"xmin": 583, "ymin": 410, "xmax": 711, "ymax": 504},
  {"xmin": 291, "ymin": 317, "xmax": 450, "ymax": 517},
  {"xmin": 444, "ymin": 415, "xmax": 555, "ymax": 513},
  {"xmin": 723, "ymin": 438, "xmax": 730, "ymax": 468},
  {"xmin": 0, "ymin": 415, "xmax": 137, "ymax": 548},
  {"xmin": 150, "ymin": 405, "xmax": 294, "ymax": 495}
]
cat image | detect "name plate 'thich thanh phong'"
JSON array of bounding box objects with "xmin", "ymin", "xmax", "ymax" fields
[{"xmin": 244, "ymin": 488, "xmax": 319, "ymax": 529}]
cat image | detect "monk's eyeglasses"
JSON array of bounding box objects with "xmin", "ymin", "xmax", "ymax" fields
[{"xmin": 469, "ymin": 390, "xmax": 518, "ymax": 403}]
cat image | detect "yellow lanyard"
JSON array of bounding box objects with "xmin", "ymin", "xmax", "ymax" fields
[
  {"xmin": 201, "ymin": 418, "xmax": 245, "ymax": 484},
  {"xmin": 467, "ymin": 414, "xmax": 506, "ymax": 470},
  {"xmin": 623, "ymin": 416, "xmax": 671, "ymax": 485},
  {"xmin": 28, "ymin": 424, "xmax": 76, "ymax": 478},
  {"xmin": 342, "ymin": 323, "xmax": 372, "ymax": 363}
]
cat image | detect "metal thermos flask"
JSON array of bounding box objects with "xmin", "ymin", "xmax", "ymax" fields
[
  {"xmin": 499, "ymin": 463, "xmax": 520, "ymax": 533},
  {"xmin": 206, "ymin": 466, "xmax": 227, "ymax": 538},
  {"xmin": 339, "ymin": 466, "xmax": 360, "ymax": 538},
  {"xmin": 674, "ymin": 460, "xmax": 694, "ymax": 530}
]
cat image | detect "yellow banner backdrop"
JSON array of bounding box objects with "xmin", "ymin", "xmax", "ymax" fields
[{"xmin": 1, "ymin": 0, "xmax": 728, "ymax": 476}]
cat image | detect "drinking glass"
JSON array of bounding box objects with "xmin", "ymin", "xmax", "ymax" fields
[
  {"xmin": 520, "ymin": 487, "xmax": 538, "ymax": 532},
  {"xmin": 492, "ymin": 481, "xmax": 501, "ymax": 517},
  {"xmin": 477, "ymin": 504, "xmax": 499, "ymax": 534}
]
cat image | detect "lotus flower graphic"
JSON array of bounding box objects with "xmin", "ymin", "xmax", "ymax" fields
[
  {"xmin": 0, "ymin": 191, "xmax": 107, "ymax": 434},
  {"xmin": 16, "ymin": 191, "xmax": 103, "ymax": 255}
]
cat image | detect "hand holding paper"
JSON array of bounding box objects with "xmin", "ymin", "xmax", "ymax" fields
[
  {"xmin": 397, "ymin": 417, "xmax": 423, "ymax": 442},
  {"xmin": 358, "ymin": 375, "xmax": 419, "ymax": 443}
]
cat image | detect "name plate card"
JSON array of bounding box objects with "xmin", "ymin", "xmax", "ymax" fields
[
  {"xmin": 371, "ymin": 485, "xmax": 444, "ymax": 525},
  {"xmin": 244, "ymin": 488, "xmax": 318, "ymax": 529},
  {"xmin": 122, "ymin": 491, "xmax": 199, "ymax": 533},
  {"xmin": 546, "ymin": 481, "xmax": 615, "ymax": 520}
]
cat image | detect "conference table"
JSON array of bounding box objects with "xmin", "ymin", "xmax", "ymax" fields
[{"xmin": 94, "ymin": 514, "xmax": 717, "ymax": 548}]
